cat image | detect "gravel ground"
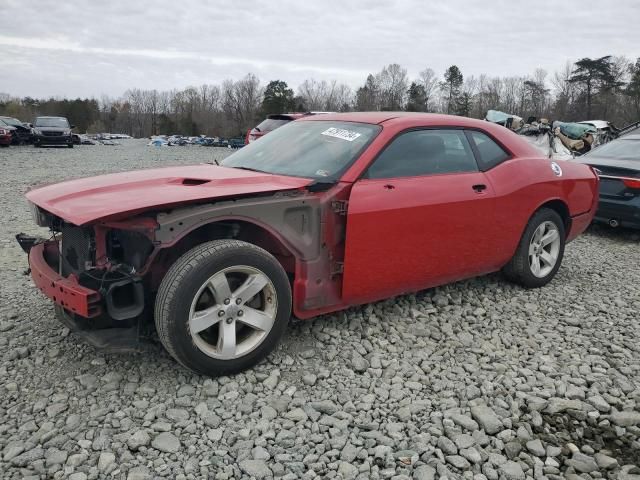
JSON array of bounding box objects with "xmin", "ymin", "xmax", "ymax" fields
[{"xmin": 1, "ymin": 140, "xmax": 640, "ymax": 480}]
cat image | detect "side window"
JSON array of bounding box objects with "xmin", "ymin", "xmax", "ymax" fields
[
  {"xmin": 367, "ymin": 129, "xmax": 478, "ymax": 179},
  {"xmin": 468, "ymin": 130, "xmax": 510, "ymax": 170}
]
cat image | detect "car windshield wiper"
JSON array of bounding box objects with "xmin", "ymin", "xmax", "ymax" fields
[{"xmin": 233, "ymin": 166, "xmax": 268, "ymax": 174}]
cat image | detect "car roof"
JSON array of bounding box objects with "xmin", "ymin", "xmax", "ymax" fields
[
  {"xmin": 35, "ymin": 116, "xmax": 68, "ymax": 119},
  {"xmin": 578, "ymin": 120, "xmax": 610, "ymax": 129},
  {"xmin": 300, "ymin": 111, "xmax": 501, "ymax": 128},
  {"xmin": 620, "ymin": 133, "xmax": 640, "ymax": 140},
  {"xmin": 267, "ymin": 113, "xmax": 308, "ymax": 120},
  {"xmin": 301, "ymin": 112, "xmax": 544, "ymax": 157}
]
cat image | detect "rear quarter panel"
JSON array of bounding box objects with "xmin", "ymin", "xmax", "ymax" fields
[{"xmin": 485, "ymin": 156, "xmax": 597, "ymax": 266}]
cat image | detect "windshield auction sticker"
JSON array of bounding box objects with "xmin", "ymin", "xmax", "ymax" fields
[{"xmin": 321, "ymin": 127, "xmax": 362, "ymax": 142}]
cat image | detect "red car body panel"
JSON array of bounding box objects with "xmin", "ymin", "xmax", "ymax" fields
[
  {"xmin": 29, "ymin": 242, "xmax": 102, "ymax": 317},
  {"xmin": 26, "ymin": 165, "xmax": 312, "ymax": 225},
  {"xmin": 0, "ymin": 125, "xmax": 15, "ymax": 145},
  {"xmin": 25, "ymin": 112, "xmax": 598, "ymax": 322}
]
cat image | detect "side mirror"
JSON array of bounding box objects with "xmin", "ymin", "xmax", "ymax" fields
[{"xmin": 70, "ymin": 125, "xmax": 76, "ymax": 129}]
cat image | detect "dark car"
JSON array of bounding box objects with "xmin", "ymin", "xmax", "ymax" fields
[
  {"xmin": 0, "ymin": 116, "xmax": 32, "ymax": 144},
  {"xmin": 19, "ymin": 112, "xmax": 597, "ymax": 376},
  {"xmin": 33, "ymin": 116, "xmax": 75, "ymax": 148},
  {"xmin": 575, "ymin": 131, "xmax": 640, "ymax": 229}
]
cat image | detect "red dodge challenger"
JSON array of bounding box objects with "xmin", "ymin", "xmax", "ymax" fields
[{"xmin": 18, "ymin": 113, "xmax": 598, "ymax": 376}]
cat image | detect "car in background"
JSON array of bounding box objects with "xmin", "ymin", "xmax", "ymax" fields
[
  {"xmin": 0, "ymin": 124, "xmax": 13, "ymax": 147},
  {"xmin": 575, "ymin": 131, "xmax": 640, "ymax": 229},
  {"xmin": 0, "ymin": 116, "xmax": 32, "ymax": 144},
  {"xmin": 19, "ymin": 112, "xmax": 597, "ymax": 376},
  {"xmin": 245, "ymin": 112, "xmax": 331, "ymax": 144},
  {"xmin": 32, "ymin": 116, "xmax": 75, "ymax": 148}
]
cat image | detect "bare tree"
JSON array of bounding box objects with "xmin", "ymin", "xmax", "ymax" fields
[{"xmin": 418, "ymin": 68, "xmax": 439, "ymax": 112}]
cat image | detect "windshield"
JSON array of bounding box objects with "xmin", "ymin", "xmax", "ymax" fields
[
  {"xmin": 0, "ymin": 117, "xmax": 22, "ymax": 127},
  {"xmin": 222, "ymin": 120, "xmax": 381, "ymax": 180},
  {"xmin": 35, "ymin": 117, "xmax": 70, "ymax": 128},
  {"xmin": 590, "ymin": 138, "xmax": 640, "ymax": 161}
]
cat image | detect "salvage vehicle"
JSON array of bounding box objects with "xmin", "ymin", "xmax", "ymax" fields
[
  {"xmin": 575, "ymin": 131, "xmax": 640, "ymax": 229},
  {"xmin": 32, "ymin": 116, "xmax": 75, "ymax": 148},
  {"xmin": 0, "ymin": 116, "xmax": 32, "ymax": 144},
  {"xmin": 245, "ymin": 112, "xmax": 331, "ymax": 144},
  {"xmin": 18, "ymin": 112, "xmax": 598, "ymax": 376}
]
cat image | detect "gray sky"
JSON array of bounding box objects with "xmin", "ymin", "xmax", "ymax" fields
[{"xmin": 1, "ymin": 0, "xmax": 639, "ymax": 98}]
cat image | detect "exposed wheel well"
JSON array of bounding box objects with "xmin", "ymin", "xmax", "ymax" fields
[
  {"xmin": 151, "ymin": 220, "xmax": 297, "ymax": 289},
  {"xmin": 537, "ymin": 200, "xmax": 571, "ymax": 235}
]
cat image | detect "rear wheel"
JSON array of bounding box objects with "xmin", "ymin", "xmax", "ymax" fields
[
  {"xmin": 155, "ymin": 240, "xmax": 291, "ymax": 376},
  {"xmin": 503, "ymin": 208, "xmax": 565, "ymax": 288}
]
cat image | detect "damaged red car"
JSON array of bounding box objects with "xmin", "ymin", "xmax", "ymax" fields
[{"xmin": 19, "ymin": 113, "xmax": 599, "ymax": 376}]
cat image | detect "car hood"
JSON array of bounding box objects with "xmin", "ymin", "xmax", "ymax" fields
[
  {"xmin": 35, "ymin": 126, "xmax": 69, "ymax": 132},
  {"xmin": 26, "ymin": 164, "xmax": 313, "ymax": 225}
]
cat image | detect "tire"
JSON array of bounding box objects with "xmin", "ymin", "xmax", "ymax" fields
[
  {"xmin": 503, "ymin": 208, "xmax": 565, "ymax": 288},
  {"xmin": 155, "ymin": 240, "xmax": 292, "ymax": 376},
  {"xmin": 67, "ymin": 143, "xmax": 74, "ymax": 148}
]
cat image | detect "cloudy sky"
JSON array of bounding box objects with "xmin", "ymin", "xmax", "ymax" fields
[{"xmin": 1, "ymin": 0, "xmax": 639, "ymax": 98}]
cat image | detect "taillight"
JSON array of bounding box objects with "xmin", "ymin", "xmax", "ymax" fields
[{"xmin": 622, "ymin": 178, "xmax": 640, "ymax": 189}]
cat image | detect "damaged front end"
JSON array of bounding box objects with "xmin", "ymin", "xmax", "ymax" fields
[{"xmin": 17, "ymin": 205, "xmax": 157, "ymax": 351}]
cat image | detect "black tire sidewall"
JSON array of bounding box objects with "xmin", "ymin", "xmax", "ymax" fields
[
  {"xmin": 157, "ymin": 242, "xmax": 291, "ymax": 376},
  {"xmin": 516, "ymin": 209, "xmax": 566, "ymax": 288}
]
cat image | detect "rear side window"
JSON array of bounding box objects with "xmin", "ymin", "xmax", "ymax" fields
[
  {"xmin": 468, "ymin": 131, "xmax": 510, "ymax": 170},
  {"xmin": 367, "ymin": 129, "xmax": 478, "ymax": 179}
]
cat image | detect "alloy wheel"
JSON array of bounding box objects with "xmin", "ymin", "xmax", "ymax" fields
[
  {"xmin": 528, "ymin": 221, "xmax": 561, "ymax": 278},
  {"xmin": 188, "ymin": 266, "xmax": 277, "ymax": 360}
]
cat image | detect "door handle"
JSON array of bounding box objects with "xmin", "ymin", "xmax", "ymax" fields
[
  {"xmin": 383, "ymin": 184, "xmax": 395, "ymax": 190},
  {"xmin": 472, "ymin": 184, "xmax": 487, "ymax": 193}
]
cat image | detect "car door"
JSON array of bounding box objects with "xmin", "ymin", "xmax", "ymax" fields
[{"xmin": 341, "ymin": 128, "xmax": 499, "ymax": 304}]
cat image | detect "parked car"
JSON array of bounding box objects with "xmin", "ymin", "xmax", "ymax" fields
[
  {"xmin": 32, "ymin": 116, "xmax": 74, "ymax": 148},
  {"xmin": 0, "ymin": 124, "xmax": 13, "ymax": 147},
  {"xmin": 245, "ymin": 112, "xmax": 331, "ymax": 144},
  {"xmin": 575, "ymin": 131, "xmax": 640, "ymax": 229},
  {"xmin": 18, "ymin": 112, "xmax": 598, "ymax": 376},
  {"xmin": 0, "ymin": 116, "xmax": 32, "ymax": 144}
]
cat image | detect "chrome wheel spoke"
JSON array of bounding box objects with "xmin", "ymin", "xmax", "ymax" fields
[
  {"xmin": 234, "ymin": 273, "xmax": 269, "ymax": 305},
  {"xmin": 190, "ymin": 306, "xmax": 222, "ymax": 334},
  {"xmin": 239, "ymin": 307, "xmax": 274, "ymax": 332},
  {"xmin": 530, "ymin": 255, "xmax": 541, "ymax": 276},
  {"xmin": 541, "ymin": 229, "xmax": 559, "ymax": 246},
  {"xmin": 532, "ymin": 225, "xmax": 544, "ymax": 243},
  {"xmin": 207, "ymin": 272, "xmax": 232, "ymax": 303},
  {"xmin": 539, "ymin": 250, "xmax": 556, "ymax": 267},
  {"xmin": 217, "ymin": 321, "xmax": 237, "ymax": 358}
]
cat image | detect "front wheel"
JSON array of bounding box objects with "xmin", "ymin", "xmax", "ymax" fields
[
  {"xmin": 503, "ymin": 208, "xmax": 565, "ymax": 288},
  {"xmin": 155, "ymin": 240, "xmax": 292, "ymax": 376}
]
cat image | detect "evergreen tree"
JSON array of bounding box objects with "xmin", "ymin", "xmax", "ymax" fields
[
  {"xmin": 441, "ymin": 66, "xmax": 463, "ymax": 114},
  {"xmin": 261, "ymin": 80, "xmax": 295, "ymax": 116}
]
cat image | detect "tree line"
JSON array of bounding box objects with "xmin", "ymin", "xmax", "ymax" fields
[{"xmin": 1, "ymin": 55, "xmax": 639, "ymax": 138}]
